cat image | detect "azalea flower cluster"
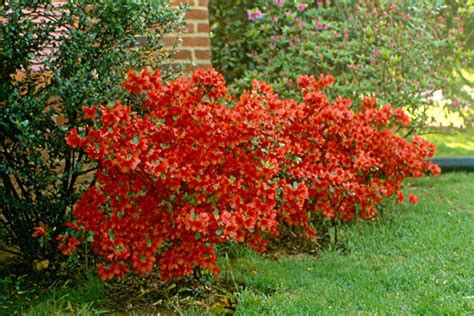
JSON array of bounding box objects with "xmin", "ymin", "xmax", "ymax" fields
[{"xmin": 63, "ymin": 69, "xmax": 439, "ymax": 281}]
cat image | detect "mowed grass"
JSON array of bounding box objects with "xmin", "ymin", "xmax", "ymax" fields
[
  {"xmin": 1, "ymin": 272, "xmax": 106, "ymax": 316},
  {"xmin": 423, "ymin": 127, "xmax": 474, "ymax": 157},
  {"xmin": 220, "ymin": 172, "xmax": 474, "ymax": 315}
]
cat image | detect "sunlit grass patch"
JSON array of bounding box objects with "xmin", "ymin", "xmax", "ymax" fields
[{"xmin": 424, "ymin": 127, "xmax": 474, "ymax": 157}]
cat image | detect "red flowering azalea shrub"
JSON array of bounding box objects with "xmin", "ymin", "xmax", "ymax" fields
[
  {"xmin": 63, "ymin": 68, "xmax": 439, "ymax": 282},
  {"xmin": 285, "ymin": 75, "xmax": 441, "ymax": 222}
]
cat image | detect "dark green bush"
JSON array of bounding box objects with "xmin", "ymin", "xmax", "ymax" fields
[{"xmin": 0, "ymin": 0, "xmax": 186, "ymax": 263}]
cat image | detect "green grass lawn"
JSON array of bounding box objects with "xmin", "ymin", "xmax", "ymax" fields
[
  {"xmin": 424, "ymin": 127, "xmax": 474, "ymax": 157},
  {"xmin": 4, "ymin": 129, "xmax": 473, "ymax": 315},
  {"xmin": 220, "ymin": 172, "xmax": 474, "ymax": 314}
]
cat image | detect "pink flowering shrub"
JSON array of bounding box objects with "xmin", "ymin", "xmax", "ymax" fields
[{"xmin": 210, "ymin": 0, "xmax": 472, "ymax": 129}]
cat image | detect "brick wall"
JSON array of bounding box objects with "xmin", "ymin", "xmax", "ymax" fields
[
  {"xmin": 49, "ymin": 0, "xmax": 212, "ymax": 69},
  {"xmin": 170, "ymin": 0, "xmax": 212, "ymax": 69}
]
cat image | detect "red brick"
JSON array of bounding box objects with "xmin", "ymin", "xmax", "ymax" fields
[
  {"xmin": 197, "ymin": 23, "xmax": 210, "ymax": 33},
  {"xmin": 185, "ymin": 22, "xmax": 195, "ymax": 33},
  {"xmin": 182, "ymin": 36, "xmax": 210, "ymax": 47},
  {"xmin": 195, "ymin": 49, "xmax": 211, "ymax": 60},
  {"xmin": 163, "ymin": 36, "xmax": 180, "ymax": 46},
  {"xmin": 185, "ymin": 9, "xmax": 208, "ymax": 20},
  {"xmin": 173, "ymin": 49, "xmax": 192, "ymax": 60}
]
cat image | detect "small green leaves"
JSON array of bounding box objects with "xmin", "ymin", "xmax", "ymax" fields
[{"xmin": 131, "ymin": 136, "xmax": 140, "ymax": 145}]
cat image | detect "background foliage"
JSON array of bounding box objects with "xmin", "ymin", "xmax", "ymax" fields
[{"xmin": 209, "ymin": 0, "xmax": 473, "ymax": 129}]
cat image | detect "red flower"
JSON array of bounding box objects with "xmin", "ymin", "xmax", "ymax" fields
[
  {"xmin": 82, "ymin": 106, "xmax": 97, "ymax": 120},
  {"xmin": 394, "ymin": 108, "xmax": 411, "ymax": 127},
  {"xmin": 397, "ymin": 192, "xmax": 404, "ymax": 204},
  {"xmin": 408, "ymin": 194, "xmax": 419, "ymax": 205},
  {"xmin": 32, "ymin": 222, "xmax": 48, "ymax": 238},
  {"xmin": 56, "ymin": 235, "xmax": 81, "ymax": 256},
  {"xmin": 64, "ymin": 128, "xmax": 83, "ymax": 149}
]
